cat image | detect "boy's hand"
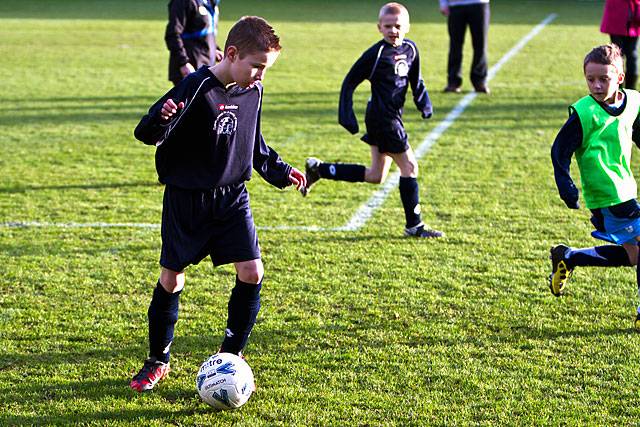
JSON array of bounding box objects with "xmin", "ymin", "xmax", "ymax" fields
[
  {"xmin": 440, "ymin": 6, "xmax": 450, "ymax": 16},
  {"xmin": 560, "ymin": 191, "xmax": 579, "ymax": 209},
  {"xmin": 339, "ymin": 118, "xmax": 359, "ymax": 135},
  {"xmin": 288, "ymin": 167, "xmax": 306, "ymax": 191},
  {"xmin": 215, "ymin": 48, "xmax": 224, "ymax": 62},
  {"xmin": 179, "ymin": 63, "xmax": 196, "ymax": 78},
  {"xmin": 564, "ymin": 199, "xmax": 580, "ymax": 209},
  {"xmin": 160, "ymin": 99, "xmax": 184, "ymax": 122},
  {"xmin": 561, "ymin": 196, "xmax": 580, "ymax": 209}
]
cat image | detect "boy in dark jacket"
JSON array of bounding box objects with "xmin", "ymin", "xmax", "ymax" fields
[
  {"xmin": 130, "ymin": 16, "xmax": 305, "ymax": 392},
  {"xmin": 302, "ymin": 2, "xmax": 443, "ymax": 238}
]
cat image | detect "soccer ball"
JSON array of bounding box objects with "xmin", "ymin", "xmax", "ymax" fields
[{"xmin": 196, "ymin": 352, "xmax": 255, "ymax": 410}]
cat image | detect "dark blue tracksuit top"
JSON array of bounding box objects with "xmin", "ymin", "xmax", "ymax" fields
[
  {"xmin": 134, "ymin": 67, "xmax": 292, "ymax": 190},
  {"xmin": 338, "ymin": 38, "xmax": 433, "ymax": 134}
]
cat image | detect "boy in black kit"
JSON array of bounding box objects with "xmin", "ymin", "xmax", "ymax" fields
[
  {"xmin": 301, "ymin": 2, "xmax": 443, "ymax": 238},
  {"xmin": 130, "ymin": 16, "xmax": 306, "ymax": 392}
]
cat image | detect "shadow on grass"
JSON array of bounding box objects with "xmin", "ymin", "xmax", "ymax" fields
[
  {"xmin": 3, "ymin": 93, "xmax": 337, "ymax": 107},
  {"xmin": 1, "ymin": 406, "xmax": 206, "ymax": 426},
  {"xmin": 275, "ymin": 233, "xmax": 395, "ymax": 244},
  {"xmin": 1, "ymin": 307, "xmax": 634, "ymax": 424},
  {"xmin": 506, "ymin": 324, "xmax": 638, "ymax": 340},
  {"xmin": 0, "ymin": 0, "xmax": 601, "ymax": 26},
  {"xmin": 0, "ymin": 92, "xmax": 569, "ymax": 132},
  {"xmin": 0, "ymin": 181, "xmax": 159, "ymax": 194},
  {"xmin": 0, "ymin": 93, "xmax": 339, "ymax": 126}
]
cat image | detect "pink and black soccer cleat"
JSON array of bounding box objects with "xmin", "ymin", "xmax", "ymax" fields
[{"xmin": 130, "ymin": 358, "xmax": 170, "ymax": 392}]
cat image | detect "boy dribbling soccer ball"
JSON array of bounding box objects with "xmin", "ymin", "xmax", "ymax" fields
[{"xmin": 130, "ymin": 16, "xmax": 305, "ymax": 392}]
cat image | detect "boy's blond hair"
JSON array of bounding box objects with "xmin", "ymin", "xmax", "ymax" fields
[
  {"xmin": 583, "ymin": 44, "xmax": 624, "ymax": 73},
  {"xmin": 378, "ymin": 2, "xmax": 409, "ymax": 21}
]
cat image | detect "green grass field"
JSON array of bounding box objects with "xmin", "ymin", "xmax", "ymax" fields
[{"xmin": 3, "ymin": 0, "xmax": 640, "ymax": 424}]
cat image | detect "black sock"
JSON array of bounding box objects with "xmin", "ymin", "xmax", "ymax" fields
[
  {"xmin": 220, "ymin": 276, "xmax": 262, "ymax": 355},
  {"xmin": 148, "ymin": 281, "xmax": 181, "ymax": 363},
  {"xmin": 566, "ymin": 245, "xmax": 632, "ymax": 268},
  {"xmin": 637, "ymin": 262, "xmax": 640, "ymax": 308},
  {"xmin": 399, "ymin": 177, "xmax": 422, "ymax": 228},
  {"xmin": 318, "ymin": 163, "xmax": 365, "ymax": 182}
]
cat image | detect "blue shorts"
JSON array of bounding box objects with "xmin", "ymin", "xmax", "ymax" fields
[
  {"xmin": 362, "ymin": 118, "xmax": 409, "ymax": 154},
  {"xmin": 160, "ymin": 184, "xmax": 260, "ymax": 271},
  {"xmin": 590, "ymin": 199, "xmax": 640, "ymax": 244}
]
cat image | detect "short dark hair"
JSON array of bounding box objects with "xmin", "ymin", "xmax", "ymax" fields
[
  {"xmin": 583, "ymin": 44, "xmax": 623, "ymax": 72},
  {"xmin": 224, "ymin": 16, "xmax": 281, "ymax": 58}
]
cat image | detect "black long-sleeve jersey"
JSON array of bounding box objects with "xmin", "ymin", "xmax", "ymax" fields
[
  {"xmin": 339, "ymin": 38, "xmax": 433, "ymax": 134},
  {"xmin": 551, "ymin": 95, "xmax": 640, "ymax": 209},
  {"xmin": 165, "ymin": 0, "xmax": 218, "ymax": 83},
  {"xmin": 134, "ymin": 67, "xmax": 292, "ymax": 190}
]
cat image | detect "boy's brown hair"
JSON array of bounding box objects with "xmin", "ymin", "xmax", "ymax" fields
[
  {"xmin": 378, "ymin": 2, "xmax": 409, "ymax": 20},
  {"xmin": 224, "ymin": 16, "xmax": 281, "ymax": 58},
  {"xmin": 583, "ymin": 43, "xmax": 624, "ymax": 72}
]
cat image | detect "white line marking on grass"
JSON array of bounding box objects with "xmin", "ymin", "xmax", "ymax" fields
[
  {"xmin": 341, "ymin": 13, "xmax": 557, "ymax": 232},
  {"xmin": 1, "ymin": 14, "xmax": 556, "ymax": 233}
]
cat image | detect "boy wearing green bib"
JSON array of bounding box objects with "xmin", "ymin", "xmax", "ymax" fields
[{"xmin": 550, "ymin": 44, "xmax": 640, "ymax": 327}]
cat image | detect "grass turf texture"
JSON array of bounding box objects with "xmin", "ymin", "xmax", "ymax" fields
[{"xmin": 2, "ymin": 0, "xmax": 640, "ymax": 424}]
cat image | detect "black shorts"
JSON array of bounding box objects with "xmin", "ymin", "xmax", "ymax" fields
[
  {"xmin": 159, "ymin": 183, "xmax": 261, "ymax": 271},
  {"xmin": 361, "ymin": 119, "xmax": 409, "ymax": 154}
]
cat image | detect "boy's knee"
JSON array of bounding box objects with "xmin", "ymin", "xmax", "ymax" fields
[
  {"xmin": 159, "ymin": 268, "xmax": 185, "ymax": 293},
  {"xmin": 625, "ymin": 243, "xmax": 640, "ymax": 265},
  {"xmin": 401, "ymin": 163, "xmax": 418, "ymax": 177},
  {"xmin": 239, "ymin": 270, "xmax": 263, "ymax": 284},
  {"xmin": 236, "ymin": 260, "xmax": 264, "ymax": 284},
  {"xmin": 367, "ymin": 171, "xmax": 386, "ymax": 184}
]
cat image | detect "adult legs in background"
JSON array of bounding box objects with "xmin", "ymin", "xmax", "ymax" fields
[
  {"xmin": 468, "ymin": 3, "xmax": 490, "ymax": 91},
  {"xmin": 611, "ymin": 35, "xmax": 639, "ymax": 89},
  {"xmin": 446, "ymin": 6, "xmax": 467, "ymax": 90}
]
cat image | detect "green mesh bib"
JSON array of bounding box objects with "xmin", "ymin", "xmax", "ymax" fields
[{"xmin": 572, "ymin": 90, "xmax": 640, "ymax": 209}]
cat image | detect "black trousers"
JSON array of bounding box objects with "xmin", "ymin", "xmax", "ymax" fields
[
  {"xmin": 447, "ymin": 3, "xmax": 490, "ymax": 88},
  {"xmin": 610, "ymin": 35, "xmax": 639, "ymax": 90}
]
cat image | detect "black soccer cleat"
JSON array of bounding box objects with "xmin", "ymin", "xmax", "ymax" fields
[
  {"xmin": 300, "ymin": 157, "xmax": 322, "ymax": 197},
  {"xmin": 404, "ymin": 224, "xmax": 444, "ymax": 239},
  {"xmin": 549, "ymin": 244, "xmax": 573, "ymax": 297}
]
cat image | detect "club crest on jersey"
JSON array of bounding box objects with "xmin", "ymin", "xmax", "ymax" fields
[
  {"xmin": 214, "ymin": 105, "xmax": 238, "ymax": 136},
  {"xmin": 395, "ymin": 59, "xmax": 409, "ymax": 77}
]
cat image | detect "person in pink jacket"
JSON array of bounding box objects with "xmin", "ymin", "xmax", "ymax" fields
[{"xmin": 601, "ymin": 0, "xmax": 640, "ymax": 88}]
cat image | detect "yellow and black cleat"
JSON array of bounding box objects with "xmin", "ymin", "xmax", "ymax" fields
[{"xmin": 549, "ymin": 245, "xmax": 573, "ymax": 297}]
